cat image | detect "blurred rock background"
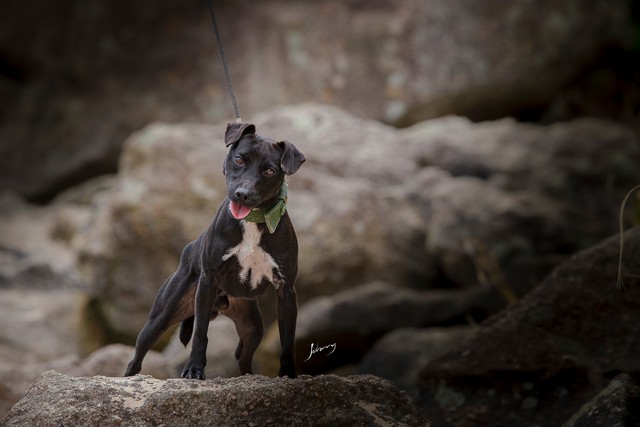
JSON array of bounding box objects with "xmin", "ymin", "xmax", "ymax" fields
[{"xmin": 1, "ymin": 0, "xmax": 639, "ymax": 425}]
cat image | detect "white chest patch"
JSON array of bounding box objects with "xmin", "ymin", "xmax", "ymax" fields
[{"xmin": 222, "ymin": 222, "xmax": 282, "ymax": 289}]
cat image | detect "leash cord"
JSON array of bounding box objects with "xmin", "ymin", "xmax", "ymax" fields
[{"xmin": 207, "ymin": 0, "xmax": 242, "ymax": 123}]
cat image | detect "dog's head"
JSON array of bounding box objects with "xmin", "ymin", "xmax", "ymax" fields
[{"xmin": 223, "ymin": 122, "xmax": 305, "ymax": 219}]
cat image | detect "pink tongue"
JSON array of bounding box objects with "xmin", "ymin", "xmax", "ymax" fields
[{"xmin": 229, "ymin": 201, "xmax": 252, "ymax": 219}]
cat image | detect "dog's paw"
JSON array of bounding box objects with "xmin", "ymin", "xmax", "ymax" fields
[
  {"xmin": 124, "ymin": 361, "xmax": 141, "ymax": 377},
  {"xmin": 278, "ymin": 365, "xmax": 297, "ymax": 379},
  {"xmin": 181, "ymin": 365, "xmax": 206, "ymax": 380}
]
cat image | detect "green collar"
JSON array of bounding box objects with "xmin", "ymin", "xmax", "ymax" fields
[{"xmin": 243, "ymin": 182, "xmax": 288, "ymax": 233}]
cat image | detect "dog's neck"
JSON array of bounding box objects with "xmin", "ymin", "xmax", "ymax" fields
[{"xmin": 242, "ymin": 182, "xmax": 288, "ymax": 233}]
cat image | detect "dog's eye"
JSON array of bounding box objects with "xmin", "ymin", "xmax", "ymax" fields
[
  {"xmin": 264, "ymin": 168, "xmax": 276, "ymax": 177},
  {"xmin": 234, "ymin": 156, "xmax": 244, "ymax": 166}
]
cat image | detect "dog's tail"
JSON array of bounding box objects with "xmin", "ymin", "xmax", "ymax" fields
[{"xmin": 179, "ymin": 316, "xmax": 194, "ymax": 347}]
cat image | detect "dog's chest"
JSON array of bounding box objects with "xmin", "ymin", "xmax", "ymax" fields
[{"xmin": 221, "ymin": 222, "xmax": 282, "ymax": 289}]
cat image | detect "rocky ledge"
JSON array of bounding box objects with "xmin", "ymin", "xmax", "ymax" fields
[{"xmin": 1, "ymin": 371, "xmax": 430, "ymax": 427}]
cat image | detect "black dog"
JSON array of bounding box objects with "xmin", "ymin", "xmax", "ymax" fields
[{"xmin": 124, "ymin": 122, "xmax": 305, "ymax": 379}]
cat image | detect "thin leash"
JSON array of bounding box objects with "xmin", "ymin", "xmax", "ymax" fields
[{"xmin": 207, "ymin": 0, "xmax": 242, "ymax": 124}]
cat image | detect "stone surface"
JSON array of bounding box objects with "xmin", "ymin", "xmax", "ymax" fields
[
  {"xmin": 75, "ymin": 123, "xmax": 230, "ymax": 339},
  {"xmin": 562, "ymin": 373, "xmax": 640, "ymax": 427},
  {"xmin": 357, "ymin": 327, "xmax": 477, "ymax": 399},
  {"xmin": 0, "ymin": 289, "xmax": 90, "ymax": 365},
  {"xmin": 416, "ymin": 227, "xmax": 640, "ymax": 427},
  {"xmin": 68, "ymin": 344, "xmax": 173, "ymax": 379},
  {"xmin": 258, "ymin": 281, "xmax": 504, "ymax": 375},
  {"xmin": 1, "ymin": 371, "xmax": 431, "ymax": 426},
  {"xmin": 0, "ymin": 0, "xmax": 631, "ymax": 200},
  {"xmin": 258, "ymin": 106, "xmax": 640, "ymax": 290},
  {"xmin": 75, "ymin": 104, "xmax": 640, "ymax": 342},
  {"xmin": 0, "ymin": 193, "xmax": 87, "ymax": 290},
  {"xmin": 0, "ymin": 345, "xmax": 172, "ymax": 420}
]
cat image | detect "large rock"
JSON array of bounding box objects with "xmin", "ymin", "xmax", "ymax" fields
[
  {"xmin": 67, "ymin": 344, "xmax": 173, "ymax": 379},
  {"xmin": 0, "ymin": 0, "xmax": 631, "ymax": 200},
  {"xmin": 0, "ymin": 344, "xmax": 172, "ymax": 420},
  {"xmin": 0, "ymin": 188, "xmax": 117, "ymax": 418},
  {"xmin": 0, "ymin": 192, "xmax": 87, "ymax": 289},
  {"xmin": 76, "ymin": 123, "xmax": 230, "ymax": 339},
  {"xmin": 75, "ymin": 104, "xmax": 640, "ymax": 341},
  {"xmin": 258, "ymin": 281, "xmax": 503, "ymax": 375},
  {"xmin": 258, "ymin": 106, "xmax": 640, "ymax": 287},
  {"xmin": 562, "ymin": 373, "xmax": 640, "ymax": 427},
  {"xmin": 416, "ymin": 227, "xmax": 640, "ymax": 427},
  {"xmin": 357, "ymin": 327, "xmax": 477, "ymax": 399},
  {"xmin": 1, "ymin": 371, "xmax": 431, "ymax": 426}
]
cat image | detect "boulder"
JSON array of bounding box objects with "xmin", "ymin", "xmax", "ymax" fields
[
  {"xmin": 76, "ymin": 123, "xmax": 230, "ymax": 339},
  {"xmin": 258, "ymin": 281, "xmax": 504, "ymax": 375},
  {"xmin": 416, "ymin": 227, "xmax": 640, "ymax": 427},
  {"xmin": 0, "ymin": 287, "xmax": 94, "ymax": 417},
  {"xmin": 1, "ymin": 371, "xmax": 431, "ymax": 426},
  {"xmin": 74, "ymin": 108, "xmax": 431, "ymax": 340},
  {"xmin": 562, "ymin": 373, "xmax": 640, "ymax": 427},
  {"xmin": 357, "ymin": 327, "xmax": 477, "ymax": 399},
  {"xmin": 75, "ymin": 104, "xmax": 640, "ymax": 342},
  {"xmin": 0, "ymin": 190, "xmax": 119, "ymax": 418},
  {"xmin": 0, "ymin": 345, "xmax": 172, "ymax": 420},
  {"xmin": 0, "ymin": 192, "xmax": 87, "ymax": 290},
  {"xmin": 259, "ymin": 106, "xmax": 640, "ymax": 287},
  {"xmin": 0, "ymin": 288, "xmax": 90, "ymax": 364},
  {"xmin": 68, "ymin": 344, "xmax": 173, "ymax": 379},
  {"xmin": 0, "ymin": 0, "xmax": 632, "ymax": 200}
]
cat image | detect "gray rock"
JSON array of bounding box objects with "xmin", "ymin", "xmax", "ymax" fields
[
  {"xmin": 357, "ymin": 327, "xmax": 477, "ymax": 399},
  {"xmin": 75, "ymin": 104, "xmax": 640, "ymax": 343},
  {"xmin": 75, "ymin": 123, "xmax": 230, "ymax": 339},
  {"xmin": 0, "ymin": 288, "xmax": 91, "ymax": 365},
  {"xmin": 0, "ymin": 193, "xmax": 86, "ymax": 290},
  {"xmin": 1, "ymin": 371, "xmax": 431, "ymax": 426},
  {"xmin": 75, "ymin": 109, "xmax": 433, "ymax": 340},
  {"xmin": 0, "ymin": 345, "xmax": 172, "ymax": 420},
  {"xmin": 0, "ymin": 287, "xmax": 93, "ymax": 418},
  {"xmin": 69, "ymin": 344, "xmax": 173, "ymax": 379},
  {"xmin": 416, "ymin": 227, "xmax": 640, "ymax": 427},
  {"xmin": 258, "ymin": 106, "xmax": 640, "ymax": 289},
  {"xmin": 562, "ymin": 373, "xmax": 640, "ymax": 427}
]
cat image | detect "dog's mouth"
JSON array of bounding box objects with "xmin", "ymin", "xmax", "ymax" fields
[{"xmin": 229, "ymin": 201, "xmax": 253, "ymax": 220}]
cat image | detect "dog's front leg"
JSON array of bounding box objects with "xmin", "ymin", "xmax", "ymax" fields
[
  {"xmin": 276, "ymin": 286, "xmax": 298, "ymax": 378},
  {"xmin": 181, "ymin": 272, "xmax": 215, "ymax": 380}
]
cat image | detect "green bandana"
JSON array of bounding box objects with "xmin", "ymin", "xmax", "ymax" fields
[{"xmin": 243, "ymin": 183, "xmax": 288, "ymax": 233}]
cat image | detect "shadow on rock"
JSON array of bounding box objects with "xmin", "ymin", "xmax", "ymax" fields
[{"xmin": 417, "ymin": 227, "xmax": 640, "ymax": 427}]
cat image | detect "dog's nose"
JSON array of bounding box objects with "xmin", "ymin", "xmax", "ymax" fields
[{"xmin": 235, "ymin": 188, "xmax": 251, "ymax": 201}]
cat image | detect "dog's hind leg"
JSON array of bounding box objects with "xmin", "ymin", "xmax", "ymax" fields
[
  {"xmin": 178, "ymin": 290, "xmax": 228, "ymax": 347},
  {"xmin": 124, "ymin": 271, "xmax": 196, "ymax": 377},
  {"xmin": 223, "ymin": 297, "xmax": 264, "ymax": 375},
  {"xmin": 125, "ymin": 242, "xmax": 199, "ymax": 377},
  {"xmin": 178, "ymin": 316, "xmax": 194, "ymax": 347}
]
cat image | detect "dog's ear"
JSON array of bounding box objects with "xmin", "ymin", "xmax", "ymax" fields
[
  {"xmin": 225, "ymin": 123, "xmax": 256, "ymax": 147},
  {"xmin": 277, "ymin": 141, "xmax": 306, "ymax": 175}
]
